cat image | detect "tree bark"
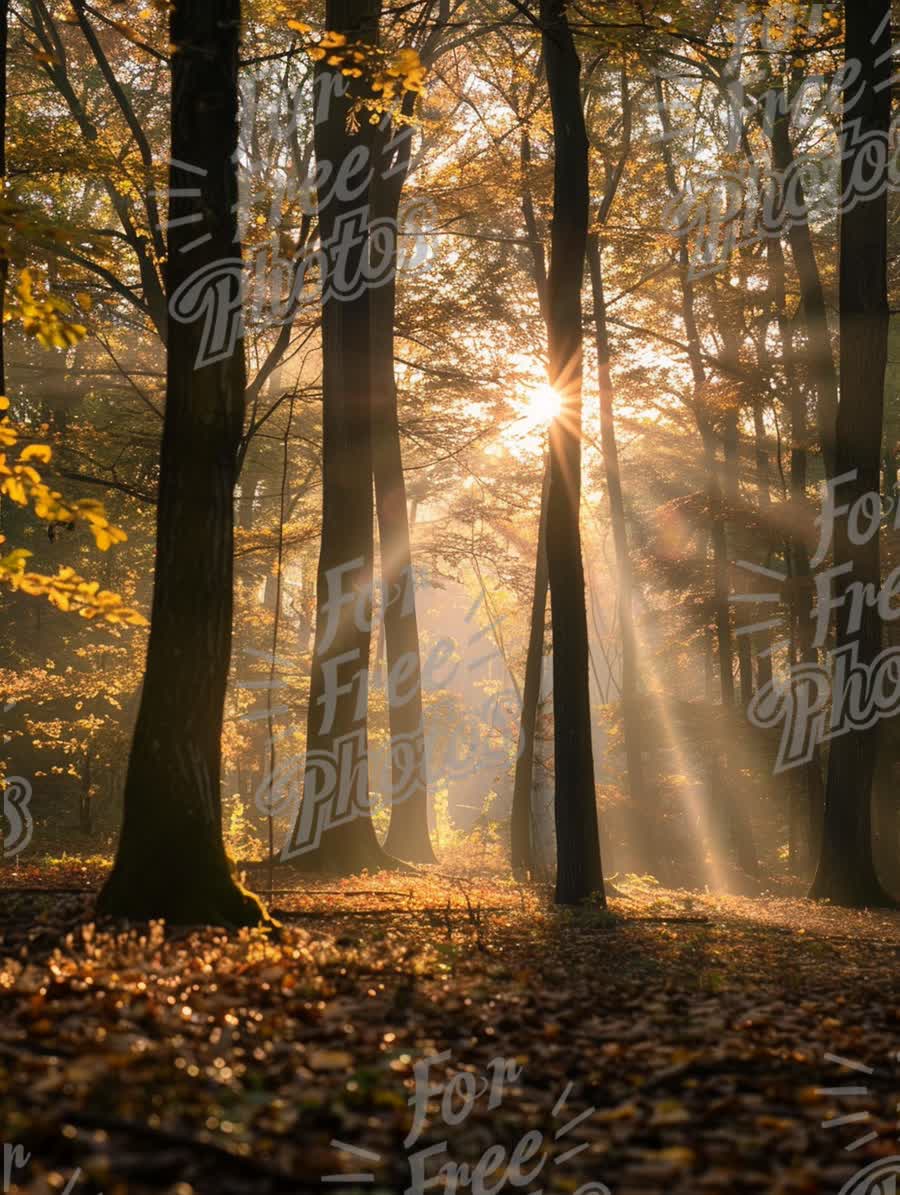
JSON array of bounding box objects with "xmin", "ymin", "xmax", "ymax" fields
[
  {"xmin": 768, "ymin": 99, "xmax": 839, "ymax": 480},
  {"xmin": 370, "ymin": 104, "xmax": 435, "ymax": 865},
  {"xmin": 282, "ymin": 0, "xmax": 392, "ymax": 873},
  {"xmin": 511, "ymin": 123, "xmax": 550, "ymax": 878},
  {"xmin": 767, "ymin": 232, "xmax": 824, "ymax": 870},
  {"xmin": 511, "ymin": 463, "xmax": 549, "ymax": 876},
  {"xmin": 811, "ymin": 0, "xmax": 893, "ymax": 906},
  {"xmin": 97, "ymin": 0, "xmax": 264, "ymax": 925},
  {"xmin": 751, "ymin": 403, "xmax": 773, "ymax": 690},
  {"xmin": 655, "ymin": 76, "xmax": 758, "ymax": 881},
  {"xmin": 542, "ymin": 0, "xmax": 604, "ymax": 905},
  {"xmin": 586, "ymin": 233, "xmax": 650, "ymax": 870}
]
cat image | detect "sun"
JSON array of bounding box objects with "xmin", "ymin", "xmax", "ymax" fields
[
  {"xmin": 528, "ymin": 382, "xmax": 561, "ymax": 424},
  {"xmin": 503, "ymin": 375, "xmax": 563, "ymax": 459}
]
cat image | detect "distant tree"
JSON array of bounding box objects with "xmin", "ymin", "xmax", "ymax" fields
[
  {"xmin": 512, "ymin": 107, "xmax": 549, "ymax": 880},
  {"xmin": 98, "ymin": 0, "xmax": 265, "ymax": 925},
  {"xmin": 764, "ymin": 86, "xmax": 839, "ymax": 481},
  {"xmin": 585, "ymin": 68, "xmax": 652, "ymax": 874},
  {"xmin": 811, "ymin": 0, "xmax": 893, "ymax": 907},
  {"xmin": 541, "ymin": 0, "xmax": 604, "ymax": 905},
  {"xmin": 371, "ymin": 88, "xmax": 434, "ymax": 865},
  {"xmin": 511, "ymin": 462, "xmax": 548, "ymax": 877}
]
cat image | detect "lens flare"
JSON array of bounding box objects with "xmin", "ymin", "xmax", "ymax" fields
[{"xmin": 528, "ymin": 382, "xmax": 562, "ymax": 424}]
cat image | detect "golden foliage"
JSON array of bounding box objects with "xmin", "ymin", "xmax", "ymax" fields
[
  {"xmin": 0, "ymin": 389, "xmax": 144, "ymax": 625},
  {"xmin": 6, "ymin": 269, "xmax": 87, "ymax": 350},
  {"xmin": 0, "ymin": 545, "xmax": 147, "ymax": 625},
  {"xmin": 287, "ymin": 23, "xmax": 427, "ymax": 119}
]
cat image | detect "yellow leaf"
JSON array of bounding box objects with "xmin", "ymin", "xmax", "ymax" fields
[
  {"xmin": 18, "ymin": 444, "xmax": 52, "ymax": 465},
  {"xmin": 1, "ymin": 476, "xmax": 27, "ymax": 505}
]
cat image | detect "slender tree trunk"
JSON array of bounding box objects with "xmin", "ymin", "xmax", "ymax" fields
[
  {"xmin": 511, "ymin": 123, "xmax": 550, "ymax": 878},
  {"xmin": 511, "ymin": 464, "xmax": 549, "ymax": 876},
  {"xmin": 98, "ymin": 0, "xmax": 264, "ymax": 925},
  {"xmin": 722, "ymin": 407, "xmax": 754, "ymax": 707},
  {"xmin": 811, "ymin": 0, "xmax": 893, "ymax": 906},
  {"xmin": 751, "ymin": 404, "xmax": 773, "ymax": 689},
  {"xmin": 655, "ymin": 76, "xmax": 758, "ymax": 881},
  {"xmin": 768, "ymin": 101, "xmax": 839, "ymax": 479},
  {"xmin": 261, "ymin": 394, "xmax": 294, "ymax": 895},
  {"xmin": 586, "ymin": 234, "xmax": 651, "ymax": 870},
  {"xmin": 283, "ymin": 0, "xmax": 391, "ymax": 873},
  {"xmin": 369, "ymin": 109, "xmax": 434, "ymax": 865},
  {"xmin": 709, "ymin": 280, "xmax": 755, "ymax": 708},
  {"xmin": 767, "ymin": 232, "xmax": 824, "ymax": 869},
  {"xmin": 542, "ymin": 0, "xmax": 604, "ymax": 905},
  {"xmin": 80, "ymin": 748, "xmax": 93, "ymax": 834},
  {"xmin": 655, "ymin": 79, "xmax": 735, "ymax": 710}
]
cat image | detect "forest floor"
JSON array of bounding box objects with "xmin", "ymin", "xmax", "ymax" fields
[{"xmin": 1, "ymin": 863, "xmax": 899, "ymax": 1195}]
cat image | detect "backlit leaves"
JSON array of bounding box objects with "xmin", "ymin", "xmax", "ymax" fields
[
  {"xmin": 0, "ymin": 393, "xmax": 142, "ymax": 624},
  {"xmin": 7, "ymin": 270, "xmax": 87, "ymax": 350},
  {"xmin": 287, "ymin": 22, "xmax": 427, "ymax": 121}
]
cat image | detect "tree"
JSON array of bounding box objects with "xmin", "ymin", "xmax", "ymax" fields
[
  {"xmin": 764, "ymin": 85, "xmax": 839, "ymax": 480},
  {"xmin": 767, "ymin": 231, "xmax": 825, "ymax": 870},
  {"xmin": 97, "ymin": 0, "xmax": 265, "ymax": 925},
  {"xmin": 371, "ymin": 91, "xmax": 434, "ymax": 865},
  {"xmin": 810, "ymin": 0, "xmax": 893, "ymax": 907},
  {"xmin": 541, "ymin": 0, "xmax": 604, "ymax": 905},
  {"xmin": 282, "ymin": 0, "xmax": 393, "ymax": 873},
  {"xmin": 511, "ymin": 97, "xmax": 550, "ymax": 880},
  {"xmin": 511, "ymin": 462, "xmax": 548, "ymax": 876},
  {"xmin": 585, "ymin": 67, "xmax": 652, "ymax": 874}
]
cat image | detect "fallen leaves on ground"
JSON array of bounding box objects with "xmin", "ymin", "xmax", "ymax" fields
[{"xmin": 0, "ymin": 868, "xmax": 898, "ymax": 1194}]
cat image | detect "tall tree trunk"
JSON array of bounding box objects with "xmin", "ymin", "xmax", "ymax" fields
[
  {"xmin": 283, "ymin": 0, "xmax": 391, "ymax": 872},
  {"xmin": 370, "ymin": 106, "xmax": 434, "ymax": 865},
  {"xmin": 511, "ymin": 123, "xmax": 550, "ymax": 878},
  {"xmin": 260, "ymin": 394, "xmax": 294, "ymax": 895},
  {"xmin": 751, "ymin": 403, "xmax": 773, "ymax": 689},
  {"xmin": 767, "ymin": 232, "xmax": 824, "ymax": 869},
  {"xmin": 654, "ymin": 79, "xmax": 734, "ymax": 711},
  {"xmin": 586, "ymin": 234, "xmax": 651, "ymax": 871},
  {"xmin": 768, "ymin": 99, "xmax": 839, "ymax": 479},
  {"xmin": 511, "ymin": 463, "xmax": 549, "ymax": 876},
  {"xmin": 811, "ymin": 0, "xmax": 892, "ymax": 906},
  {"xmin": 710, "ymin": 280, "xmax": 754, "ymax": 707},
  {"xmin": 722, "ymin": 407, "xmax": 754, "ymax": 707},
  {"xmin": 97, "ymin": 0, "xmax": 264, "ymax": 925},
  {"xmin": 542, "ymin": 0, "xmax": 604, "ymax": 906},
  {"xmin": 655, "ymin": 76, "xmax": 758, "ymax": 881}
]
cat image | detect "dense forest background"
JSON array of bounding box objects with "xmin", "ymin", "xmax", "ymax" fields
[{"xmin": 1, "ymin": 0, "xmax": 899, "ymax": 911}]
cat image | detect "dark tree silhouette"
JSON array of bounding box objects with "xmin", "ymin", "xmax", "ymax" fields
[
  {"xmin": 98, "ymin": 0, "xmax": 264, "ymax": 925},
  {"xmin": 811, "ymin": 0, "xmax": 893, "ymax": 907},
  {"xmin": 541, "ymin": 0, "xmax": 604, "ymax": 905},
  {"xmin": 585, "ymin": 70, "xmax": 650, "ymax": 874},
  {"xmin": 282, "ymin": 0, "xmax": 393, "ymax": 873},
  {"xmin": 766, "ymin": 98, "xmax": 839, "ymax": 480},
  {"xmin": 511, "ymin": 463, "xmax": 548, "ymax": 877},
  {"xmin": 370, "ymin": 97, "xmax": 435, "ymax": 865}
]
